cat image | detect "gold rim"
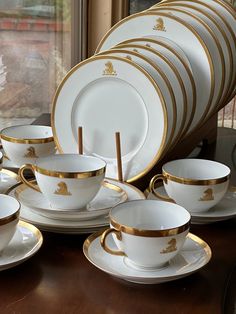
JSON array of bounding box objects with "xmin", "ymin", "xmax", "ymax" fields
[
  {"xmin": 163, "ymin": 169, "xmax": 230, "ymax": 185},
  {"xmin": 32, "ymin": 164, "xmax": 106, "ymax": 178},
  {"xmin": 51, "ymin": 55, "xmax": 168, "ymax": 183},
  {"xmin": 98, "ymin": 48, "xmax": 175, "ymax": 154},
  {"xmin": 106, "ymin": 177, "xmax": 146, "ymax": 199},
  {"xmin": 0, "ymin": 197, "xmax": 20, "ymax": 226},
  {"xmin": 18, "ymin": 220, "xmax": 43, "ymax": 249},
  {"xmin": 1, "ymin": 168, "xmax": 19, "ymax": 181},
  {"xmin": 116, "ymin": 43, "xmax": 188, "ymax": 142},
  {"xmin": 149, "ymin": 7, "xmax": 225, "ymax": 120},
  {"xmin": 151, "ymin": 3, "xmax": 228, "ymax": 114},
  {"xmin": 119, "ymin": 37, "xmax": 197, "ymax": 136},
  {"xmin": 1, "ymin": 126, "xmax": 54, "ymax": 144},
  {"xmin": 96, "ymin": 11, "xmax": 215, "ymax": 132}
]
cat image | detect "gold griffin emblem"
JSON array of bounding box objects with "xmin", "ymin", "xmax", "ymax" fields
[
  {"xmin": 153, "ymin": 18, "xmax": 166, "ymax": 31},
  {"xmin": 24, "ymin": 146, "xmax": 38, "ymax": 158},
  {"xmin": 160, "ymin": 238, "xmax": 177, "ymax": 254},
  {"xmin": 199, "ymin": 188, "xmax": 214, "ymax": 201},
  {"xmin": 103, "ymin": 61, "xmax": 117, "ymax": 76},
  {"xmin": 54, "ymin": 182, "xmax": 72, "ymax": 196}
]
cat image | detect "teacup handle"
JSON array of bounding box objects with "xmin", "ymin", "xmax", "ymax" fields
[
  {"xmin": 100, "ymin": 228, "xmax": 126, "ymax": 256},
  {"xmin": 149, "ymin": 174, "xmax": 175, "ymax": 202},
  {"xmin": 18, "ymin": 164, "xmax": 41, "ymax": 193}
]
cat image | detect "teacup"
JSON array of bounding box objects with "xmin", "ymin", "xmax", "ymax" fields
[
  {"xmin": 19, "ymin": 154, "xmax": 106, "ymax": 210},
  {"xmin": 100, "ymin": 200, "xmax": 190, "ymax": 269},
  {"xmin": 0, "ymin": 151, "xmax": 3, "ymax": 171},
  {"xmin": 149, "ymin": 159, "xmax": 231, "ymax": 213},
  {"xmin": 0, "ymin": 194, "xmax": 20, "ymax": 252},
  {"xmin": 0, "ymin": 125, "xmax": 56, "ymax": 167}
]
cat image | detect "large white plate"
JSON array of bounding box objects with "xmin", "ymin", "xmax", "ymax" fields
[
  {"xmin": 154, "ymin": 0, "xmax": 235, "ymax": 107},
  {"xmin": 52, "ymin": 55, "xmax": 168, "ymax": 182},
  {"xmin": 8, "ymin": 178, "xmax": 145, "ymax": 234},
  {"xmin": 14, "ymin": 181, "xmax": 127, "ymax": 221},
  {"xmin": 0, "ymin": 221, "xmax": 43, "ymax": 271},
  {"xmin": 83, "ymin": 231, "xmax": 211, "ymax": 284},
  {"xmin": 118, "ymin": 37, "xmax": 196, "ymax": 136},
  {"xmin": 96, "ymin": 11, "xmax": 214, "ymax": 132},
  {"xmin": 149, "ymin": 6, "xmax": 225, "ymax": 120}
]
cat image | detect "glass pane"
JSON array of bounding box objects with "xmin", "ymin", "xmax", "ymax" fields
[
  {"xmin": 129, "ymin": 0, "xmax": 160, "ymax": 14},
  {"xmin": 0, "ymin": 0, "xmax": 71, "ymax": 129}
]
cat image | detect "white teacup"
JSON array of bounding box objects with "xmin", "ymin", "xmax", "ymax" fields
[
  {"xmin": 149, "ymin": 159, "xmax": 231, "ymax": 213},
  {"xmin": 19, "ymin": 154, "xmax": 106, "ymax": 210},
  {"xmin": 0, "ymin": 194, "xmax": 20, "ymax": 252},
  {"xmin": 100, "ymin": 200, "xmax": 190, "ymax": 269},
  {"xmin": 1, "ymin": 125, "xmax": 56, "ymax": 167}
]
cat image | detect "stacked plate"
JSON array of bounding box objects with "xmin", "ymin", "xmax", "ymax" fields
[{"xmin": 52, "ymin": 0, "xmax": 236, "ymax": 185}]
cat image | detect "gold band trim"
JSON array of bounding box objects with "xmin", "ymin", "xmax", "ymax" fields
[
  {"xmin": 0, "ymin": 208, "xmax": 20, "ymax": 226},
  {"xmin": 1, "ymin": 132, "xmax": 54, "ymax": 144},
  {"xmin": 110, "ymin": 217, "xmax": 190, "ymax": 237},
  {"xmin": 163, "ymin": 169, "xmax": 230, "ymax": 185},
  {"xmin": 33, "ymin": 164, "xmax": 106, "ymax": 178}
]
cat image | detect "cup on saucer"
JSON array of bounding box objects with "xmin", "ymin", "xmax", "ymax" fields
[
  {"xmin": 100, "ymin": 199, "xmax": 191, "ymax": 270},
  {"xmin": 0, "ymin": 194, "xmax": 20, "ymax": 253},
  {"xmin": 0, "ymin": 125, "xmax": 56, "ymax": 167},
  {"xmin": 19, "ymin": 154, "xmax": 106, "ymax": 210},
  {"xmin": 149, "ymin": 159, "xmax": 231, "ymax": 213}
]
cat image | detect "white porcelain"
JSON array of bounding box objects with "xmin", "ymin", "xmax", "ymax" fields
[
  {"xmin": 98, "ymin": 49, "xmax": 175, "ymax": 153},
  {"xmin": 52, "ymin": 55, "xmax": 168, "ymax": 182},
  {"xmin": 14, "ymin": 181, "xmax": 127, "ymax": 221},
  {"xmin": 147, "ymin": 185, "xmax": 236, "ymax": 224},
  {"xmin": 118, "ymin": 36, "xmax": 196, "ymax": 136},
  {"xmin": 150, "ymin": 159, "xmax": 231, "ymax": 213},
  {"xmin": 113, "ymin": 44, "xmax": 187, "ymax": 144},
  {"xmin": 156, "ymin": 1, "xmax": 234, "ymax": 106},
  {"xmin": 0, "ymin": 221, "xmax": 43, "ymax": 271},
  {"xmin": 96, "ymin": 11, "xmax": 213, "ymax": 132},
  {"xmin": 101, "ymin": 200, "xmax": 190, "ymax": 269},
  {"xmin": 19, "ymin": 154, "xmax": 106, "ymax": 210},
  {"xmin": 0, "ymin": 169, "xmax": 20, "ymax": 194},
  {"xmin": 8, "ymin": 178, "xmax": 146, "ymax": 234},
  {"xmin": 0, "ymin": 194, "xmax": 20, "ymax": 252},
  {"xmin": 0, "ymin": 125, "xmax": 56, "ymax": 167},
  {"xmin": 83, "ymin": 231, "xmax": 212, "ymax": 284}
]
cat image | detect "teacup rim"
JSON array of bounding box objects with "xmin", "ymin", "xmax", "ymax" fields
[
  {"xmin": 163, "ymin": 159, "xmax": 230, "ymax": 185},
  {"xmin": 0, "ymin": 195, "xmax": 20, "ymax": 226},
  {"xmin": 109, "ymin": 199, "xmax": 191, "ymax": 237},
  {"xmin": 1, "ymin": 125, "xmax": 54, "ymax": 144}
]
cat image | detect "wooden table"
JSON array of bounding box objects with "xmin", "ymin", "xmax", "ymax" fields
[{"xmin": 0, "ymin": 118, "xmax": 235, "ymax": 314}]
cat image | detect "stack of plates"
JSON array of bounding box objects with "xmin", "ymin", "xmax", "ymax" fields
[{"xmin": 51, "ymin": 0, "xmax": 236, "ymax": 185}]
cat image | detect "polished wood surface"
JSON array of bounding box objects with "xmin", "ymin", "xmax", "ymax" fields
[{"xmin": 0, "ymin": 115, "xmax": 235, "ymax": 314}]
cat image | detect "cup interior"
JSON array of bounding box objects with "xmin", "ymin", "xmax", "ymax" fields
[
  {"xmin": 0, "ymin": 195, "xmax": 20, "ymax": 219},
  {"xmin": 110, "ymin": 200, "xmax": 190, "ymax": 230},
  {"xmin": 163, "ymin": 159, "xmax": 230, "ymax": 180},
  {"xmin": 35, "ymin": 154, "xmax": 106, "ymax": 173},
  {"xmin": 1, "ymin": 125, "xmax": 53, "ymax": 140}
]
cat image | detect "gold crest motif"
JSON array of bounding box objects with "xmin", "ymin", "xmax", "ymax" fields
[
  {"xmin": 160, "ymin": 238, "xmax": 177, "ymax": 254},
  {"xmin": 153, "ymin": 18, "xmax": 166, "ymax": 31},
  {"xmin": 199, "ymin": 188, "xmax": 214, "ymax": 201},
  {"xmin": 54, "ymin": 182, "xmax": 72, "ymax": 196},
  {"xmin": 24, "ymin": 146, "xmax": 38, "ymax": 158},
  {"xmin": 103, "ymin": 61, "xmax": 117, "ymax": 76}
]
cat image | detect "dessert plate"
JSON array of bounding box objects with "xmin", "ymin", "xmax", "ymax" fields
[
  {"xmin": 7, "ymin": 179, "xmax": 145, "ymax": 234},
  {"xmin": 147, "ymin": 185, "xmax": 236, "ymax": 224},
  {"xmin": 96, "ymin": 11, "xmax": 213, "ymax": 132},
  {"xmin": 0, "ymin": 168, "xmax": 19, "ymax": 194},
  {"xmin": 14, "ymin": 181, "xmax": 127, "ymax": 221},
  {"xmin": 83, "ymin": 230, "xmax": 212, "ymax": 284},
  {"xmin": 52, "ymin": 55, "xmax": 168, "ymax": 182},
  {"xmin": 0, "ymin": 221, "xmax": 43, "ymax": 271}
]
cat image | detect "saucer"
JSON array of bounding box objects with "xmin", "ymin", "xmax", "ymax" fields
[
  {"xmin": 14, "ymin": 181, "xmax": 128, "ymax": 221},
  {"xmin": 83, "ymin": 230, "xmax": 212, "ymax": 284},
  {"xmin": 147, "ymin": 185, "xmax": 236, "ymax": 224},
  {"xmin": 0, "ymin": 220, "xmax": 43, "ymax": 271},
  {"xmin": 7, "ymin": 178, "xmax": 145, "ymax": 234},
  {"xmin": 0, "ymin": 148, "xmax": 18, "ymax": 170},
  {"xmin": 0, "ymin": 169, "xmax": 19, "ymax": 194}
]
